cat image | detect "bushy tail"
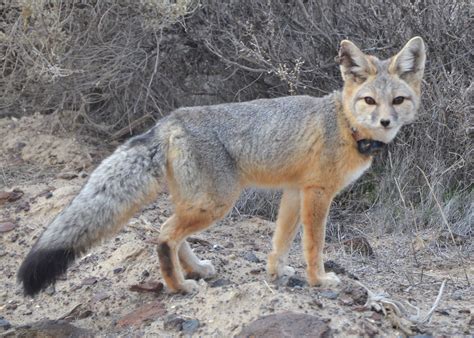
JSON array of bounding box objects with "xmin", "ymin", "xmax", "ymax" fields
[{"xmin": 18, "ymin": 133, "xmax": 164, "ymax": 296}]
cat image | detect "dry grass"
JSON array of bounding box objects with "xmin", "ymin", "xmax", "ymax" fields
[{"xmin": 0, "ymin": 0, "xmax": 472, "ymax": 236}]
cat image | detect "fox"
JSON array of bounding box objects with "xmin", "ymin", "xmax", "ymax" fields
[{"xmin": 18, "ymin": 37, "xmax": 425, "ymax": 295}]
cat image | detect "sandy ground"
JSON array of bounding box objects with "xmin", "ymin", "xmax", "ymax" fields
[{"xmin": 0, "ymin": 114, "xmax": 472, "ymax": 336}]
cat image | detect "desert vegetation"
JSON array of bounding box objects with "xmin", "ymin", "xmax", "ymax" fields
[{"xmin": 1, "ymin": 0, "xmax": 471, "ymax": 233}]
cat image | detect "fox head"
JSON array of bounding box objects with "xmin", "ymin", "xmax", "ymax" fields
[{"xmin": 337, "ymin": 37, "xmax": 426, "ymax": 143}]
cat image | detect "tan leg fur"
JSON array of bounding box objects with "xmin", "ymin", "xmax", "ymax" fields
[
  {"xmin": 301, "ymin": 187, "xmax": 340, "ymax": 287},
  {"xmin": 267, "ymin": 189, "xmax": 301, "ymax": 280}
]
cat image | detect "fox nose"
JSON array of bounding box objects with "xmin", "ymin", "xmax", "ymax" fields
[{"xmin": 380, "ymin": 119, "xmax": 391, "ymax": 128}]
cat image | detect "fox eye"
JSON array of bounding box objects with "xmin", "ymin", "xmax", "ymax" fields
[
  {"xmin": 392, "ymin": 96, "xmax": 405, "ymax": 105},
  {"xmin": 364, "ymin": 97, "xmax": 376, "ymax": 105}
]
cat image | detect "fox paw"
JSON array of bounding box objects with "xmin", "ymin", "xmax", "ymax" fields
[
  {"xmin": 186, "ymin": 260, "xmax": 216, "ymax": 280},
  {"xmin": 197, "ymin": 260, "xmax": 216, "ymax": 278},
  {"xmin": 309, "ymin": 272, "xmax": 341, "ymax": 288},
  {"xmin": 180, "ymin": 279, "xmax": 199, "ymax": 294},
  {"xmin": 268, "ymin": 265, "xmax": 296, "ymax": 281}
]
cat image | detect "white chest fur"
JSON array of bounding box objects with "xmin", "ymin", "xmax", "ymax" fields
[{"xmin": 342, "ymin": 159, "xmax": 372, "ymax": 189}]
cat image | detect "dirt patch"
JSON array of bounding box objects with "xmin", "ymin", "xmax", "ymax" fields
[{"xmin": 0, "ymin": 115, "xmax": 472, "ymax": 336}]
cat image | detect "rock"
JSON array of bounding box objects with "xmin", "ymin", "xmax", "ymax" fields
[
  {"xmin": 319, "ymin": 290, "xmax": 339, "ymax": 300},
  {"xmin": 0, "ymin": 317, "xmax": 11, "ymax": 330},
  {"xmin": 113, "ymin": 267, "xmax": 124, "ymax": 274},
  {"xmin": 451, "ymin": 289, "xmax": 463, "ymax": 300},
  {"xmin": 57, "ymin": 172, "xmax": 78, "ymax": 180},
  {"xmin": 342, "ymin": 283, "xmax": 368, "ymax": 305},
  {"xmin": 0, "ymin": 222, "xmax": 16, "ymax": 233},
  {"xmin": 210, "ymin": 278, "xmax": 232, "ymax": 288},
  {"xmin": 129, "ymin": 281, "xmax": 164, "ymax": 293},
  {"xmin": 45, "ymin": 285, "xmax": 55, "ymax": 296},
  {"xmin": 182, "ymin": 319, "xmax": 200, "ymax": 334},
  {"xmin": 211, "ymin": 244, "xmax": 224, "ymax": 251},
  {"xmin": 0, "ymin": 189, "xmax": 24, "ymax": 204},
  {"xmin": 237, "ymin": 312, "xmax": 332, "ymax": 338},
  {"xmin": 81, "ymin": 277, "xmax": 98, "ymax": 286},
  {"xmin": 15, "ymin": 201, "xmax": 30, "ymax": 212},
  {"xmin": 286, "ymin": 276, "xmax": 307, "ymax": 288},
  {"xmin": 163, "ymin": 314, "xmax": 185, "ymax": 331},
  {"xmin": 324, "ymin": 260, "xmax": 346, "ymax": 274},
  {"xmin": 342, "ymin": 237, "xmax": 374, "ymax": 256},
  {"xmin": 242, "ymin": 251, "xmax": 260, "ymax": 263},
  {"xmin": 92, "ymin": 292, "xmax": 110, "ymax": 302},
  {"xmin": 13, "ymin": 320, "xmax": 92, "ymax": 337},
  {"xmin": 116, "ymin": 301, "xmax": 166, "ymax": 328}
]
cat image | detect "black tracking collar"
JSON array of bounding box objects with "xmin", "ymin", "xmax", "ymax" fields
[{"xmin": 356, "ymin": 139, "xmax": 387, "ymax": 155}]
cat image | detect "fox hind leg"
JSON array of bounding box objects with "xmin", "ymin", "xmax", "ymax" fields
[
  {"xmin": 267, "ymin": 189, "xmax": 301, "ymax": 282},
  {"xmin": 157, "ymin": 200, "xmax": 234, "ymax": 293},
  {"xmin": 179, "ymin": 241, "xmax": 216, "ymax": 280}
]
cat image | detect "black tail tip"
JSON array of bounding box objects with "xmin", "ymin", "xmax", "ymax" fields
[{"xmin": 18, "ymin": 248, "xmax": 76, "ymax": 296}]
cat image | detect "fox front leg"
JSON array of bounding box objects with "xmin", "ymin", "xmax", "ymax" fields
[{"xmin": 301, "ymin": 187, "xmax": 340, "ymax": 287}]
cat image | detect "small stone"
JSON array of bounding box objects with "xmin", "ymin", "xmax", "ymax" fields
[
  {"xmin": 13, "ymin": 320, "xmax": 92, "ymax": 336},
  {"xmin": 370, "ymin": 312, "xmax": 383, "ymax": 321},
  {"xmin": 15, "ymin": 141, "xmax": 26, "ymax": 149},
  {"xmin": 339, "ymin": 296, "xmax": 354, "ymax": 306},
  {"xmin": 287, "ymin": 276, "xmax": 307, "ymax": 288},
  {"xmin": 113, "ymin": 267, "xmax": 124, "ymax": 274},
  {"xmin": 0, "ymin": 317, "xmax": 11, "ymax": 330},
  {"xmin": 324, "ymin": 260, "xmax": 346, "ymax": 274},
  {"xmin": 163, "ymin": 314, "xmax": 185, "ymax": 331},
  {"xmin": 6, "ymin": 302, "xmax": 17, "ymax": 310},
  {"xmin": 342, "ymin": 283, "xmax": 368, "ymax": 305},
  {"xmin": 210, "ymin": 278, "xmax": 232, "ymax": 288},
  {"xmin": 77, "ymin": 310, "xmax": 93, "ymax": 319},
  {"xmin": 45, "ymin": 285, "xmax": 55, "ymax": 296},
  {"xmin": 92, "ymin": 292, "xmax": 110, "ymax": 302},
  {"xmin": 0, "ymin": 189, "xmax": 24, "ymax": 204},
  {"xmin": 81, "ymin": 277, "xmax": 98, "ymax": 286},
  {"xmin": 319, "ymin": 290, "xmax": 339, "ymax": 300},
  {"xmin": 309, "ymin": 299, "xmax": 323, "ymax": 309},
  {"xmin": 182, "ymin": 319, "xmax": 200, "ymax": 334},
  {"xmin": 451, "ymin": 289, "xmax": 463, "ymax": 300},
  {"xmin": 237, "ymin": 312, "xmax": 331, "ymax": 337},
  {"xmin": 45, "ymin": 192, "xmax": 53, "ymax": 199},
  {"xmin": 0, "ymin": 222, "xmax": 16, "ymax": 233},
  {"xmin": 249, "ymin": 268, "xmax": 264, "ymax": 275},
  {"xmin": 224, "ymin": 242, "xmax": 234, "ymax": 248},
  {"xmin": 129, "ymin": 281, "xmax": 164, "ymax": 293},
  {"xmin": 116, "ymin": 301, "xmax": 166, "ymax": 328},
  {"xmin": 15, "ymin": 201, "xmax": 30, "ymax": 212},
  {"xmin": 242, "ymin": 251, "xmax": 260, "ymax": 263},
  {"xmin": 57, "ymin": 172, "xmax": 78, "ymax": 180}
]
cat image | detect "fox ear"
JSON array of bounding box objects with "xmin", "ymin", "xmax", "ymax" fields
[
  {"xmin": 337, "ymin": 40, "xmax": 373, "ymax": 83},
  {"xmin": 389, "ymin": 37, "xmax": 426, "ymax": 85}
]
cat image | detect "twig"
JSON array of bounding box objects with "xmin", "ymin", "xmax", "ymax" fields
[
  {"xmin": 417, "ymin": 166, "xmax": 470, "ymax": 286},
  {"xmin": 356, "ymin": 279, "xmax": 447, "ymax": 328},
  {"xmin": 110, "ymin": 113, "xmax": 153, "ymax": 140},
  {"xmin": 56, "ymin": 303, "xmax": 83, "ymax": 320},
  {"xmin": 419, "ymin": 279, "xmax": 446, "ymax": 324},
  {"xmin": 263, "ymin": 280, "xmax": 275, "ymax": 294}
]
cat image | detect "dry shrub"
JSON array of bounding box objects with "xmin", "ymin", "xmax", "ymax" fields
[{"xmin": 1, "ymin": 0, "xmax": 471, "ymax": 234}]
